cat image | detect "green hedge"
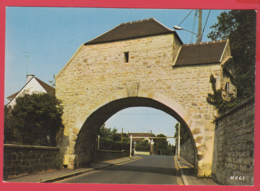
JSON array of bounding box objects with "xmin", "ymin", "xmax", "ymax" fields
[
  {"xmin": 99, "ymin": 138, "xmax": 131, "ymax": 151},
  {"xmin": 135, "ymin": 145, "xmax": 150, "ymax": 151}
]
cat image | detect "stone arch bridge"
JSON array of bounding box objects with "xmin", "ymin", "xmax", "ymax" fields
[{"xmin": 55, "ymin": 18, "xmax": 235, "ymax": 176}]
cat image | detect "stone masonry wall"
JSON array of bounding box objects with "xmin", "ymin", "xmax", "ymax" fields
[
  {"xmin": 56, "ymin": 33, "xmax": 225, "ymax": 176},
  {"xmin": 181, "ymin": 139, "xmax": 195, "ymax": 166},
  {"xmin": 213, "ymin": 98, "xmax": 255, "ymax": 185},
  {"xmin": 3, "ymin": 144, "xmax": 63, "ymax": 180}
]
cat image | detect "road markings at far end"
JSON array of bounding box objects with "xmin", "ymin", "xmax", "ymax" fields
[{"xmin": 114, "ymin": 156, "xmax": 143, "ymax": 166}]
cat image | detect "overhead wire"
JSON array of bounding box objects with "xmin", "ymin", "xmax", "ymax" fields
[
  {"xmin": 178, "ymin": 9, "xmax": 194, "ymax": 26},
  {"xmin": 202, "ymin": 10, "xmax": 211, "ymax": 40}
]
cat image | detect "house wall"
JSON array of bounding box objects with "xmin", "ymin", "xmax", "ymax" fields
[{"xmin": 7, "ymin": 78, "xmax": 47, "ymax": 107}]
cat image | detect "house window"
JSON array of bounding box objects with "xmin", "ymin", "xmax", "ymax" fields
[{"xmin": 124, "ymin": 52, "xmax": 129, "ymax": 63}]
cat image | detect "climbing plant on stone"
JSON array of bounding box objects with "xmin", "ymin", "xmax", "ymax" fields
[{"xmin": 207, "ymin": 10, "xmax": 256, "ymax": 114}]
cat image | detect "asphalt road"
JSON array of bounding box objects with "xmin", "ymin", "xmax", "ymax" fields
[{"xmin": 56, "ymin": 155, "xmax": 180, "ymax": 184}]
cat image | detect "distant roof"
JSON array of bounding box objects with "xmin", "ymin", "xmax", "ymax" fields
[
  {"xmin": 7, "ymin": 92, "xmax": 19, "ymax": 100},
  {"xmin": 127, "ymin": 132, "xmax": 151, "ymax": 142},
  {"xmin": 35, "ymin": 77, "xmax": 55, "ymax": 94},
  {"xmin": 174, "ymin": 40, "xmax": 228, "ymax": 66},
  {"xmin": 7, "ymin": 76, "xmax": 55, "ymax": 100},
  {"xmin": 85, "ymin": 18, "xmax": 182, "ymax": 45}
]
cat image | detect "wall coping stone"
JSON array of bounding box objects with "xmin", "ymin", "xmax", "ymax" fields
[
  {"xmin": 216, "ymin": 96, "xmax": 255, "ymax": 121},
  {"xmin": 95, "ymin": 150, "xmax": 129, "ymax": 153},
  {"xmin": 4, "ymin": 144, "xmax": 60, "ymax": 150}
]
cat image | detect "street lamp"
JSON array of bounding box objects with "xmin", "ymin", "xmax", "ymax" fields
[
  {"xmin": 173, "ymin": 25, "xmax": 202, "ymax": 43},
  {"xmin": 173, "ymin": 26, "xmax": 197, "ymax": 35}
]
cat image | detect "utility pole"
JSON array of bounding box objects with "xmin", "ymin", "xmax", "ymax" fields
[
  {"xmin": 130, "ymin": 135, "xmax": 132, "ymax": 159},
  {"xmin": 98, "ymin": 135, "xmax": 100, "ymax": 150},
  {"xmin": 196, "ymin": 9, "xmax": 202, "ymax": 43},
  {"xmin": 178, "ymin": 123, "xmax": 181, "ymax": 160},
  {"xmin": 121, "ymin": 128, "xmax": 123, "ymax": 142}
]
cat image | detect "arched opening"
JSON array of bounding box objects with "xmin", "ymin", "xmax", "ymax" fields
[{"xmin": 73, "ymin": 97, "xmax": 198, "ymax": 172}]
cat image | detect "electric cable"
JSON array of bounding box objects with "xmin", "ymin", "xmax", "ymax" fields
[
  {"xmin": 178, "ymin": 10, "xmax": 194, "ymax": 26},
  {"xmin": 202, "ymin": 10, "xmax": 211, "ymax": 39}
]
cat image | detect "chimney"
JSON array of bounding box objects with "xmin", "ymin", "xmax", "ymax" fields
[{"xmin": 27, "ymin": 74, "xmax": 34, "ymax": 82}]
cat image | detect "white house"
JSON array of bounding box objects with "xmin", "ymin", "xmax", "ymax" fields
[{"xmin": 6, "ymin": 74, "xmax": 55, "ymax": 108}]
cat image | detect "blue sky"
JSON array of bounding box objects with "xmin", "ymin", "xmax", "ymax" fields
[{"xmin": 5, "ymin": 7, "xmax": 226, "ymax": 145}]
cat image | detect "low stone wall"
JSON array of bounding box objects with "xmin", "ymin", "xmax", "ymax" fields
[
  {"xmin": 91, "ymin": 150, "xmax": 130, "ymax": 162},
  {"xmin": 212, "ymin": 97, "xmax": 255, "ymax": 185},
  {"xmin": 180, "ymin": 139, "xmax": 195, "ymax": 166},
  {"xmin": 134, "ymin": 151, "xmax": 150, "ymax": 155},
  {"xmin": 3, "ymin": 144, "xmax": 63, "ymax": 180}
]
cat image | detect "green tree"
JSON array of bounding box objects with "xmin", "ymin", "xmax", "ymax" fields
[
  {"xmin": 207, "ymin": 10, "xmax": 256, "ymax": 114},
  {"xmin": 153, "ymin": 134, "xmax": 174, "ymax": 155},
  {"xmin": 4, "ymin": 105, "xmax": 18, "ymax": 144},
  {"xmin": 4, "ymin": 93, "xmax": 63, "ymax": 146},
  {"xmin": 99, "ymin": 124, "xmax": 121, "ymax": 141},
  {"xmin": 207, "ymin": 74, "xmax": 237, "ymax": 114}
]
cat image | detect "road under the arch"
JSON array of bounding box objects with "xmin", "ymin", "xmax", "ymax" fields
[{"xmin": 73, "ymin": 97, "xmax": 197, "ymax": 171}]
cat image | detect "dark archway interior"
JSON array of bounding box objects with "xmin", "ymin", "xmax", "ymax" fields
[{"xmin": 74, "ymin": 97, "xmax": 197, "ymax": 170}]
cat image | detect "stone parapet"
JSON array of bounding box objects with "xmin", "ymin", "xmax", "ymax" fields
[
  {"xmin": 3, "ymin": 144, "xmax": 63, "ymax": 180},
  {"xmin": 212, "ymin": 98, "xmax": 255, "ymax": 185}
]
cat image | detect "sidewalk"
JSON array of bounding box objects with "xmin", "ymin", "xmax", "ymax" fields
[
  {"xmin": 176, "ymin": 156, "xmax": 218, "ymax": 185},
  {"xmin": 5, "ymin": 156, "xmax": 142, "ymax": 183}
]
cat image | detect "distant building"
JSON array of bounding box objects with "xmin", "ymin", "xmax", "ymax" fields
[
  {"xmin": 6, "ymin": 74, "xmax": 55, "ymax": 108},
  {"xmin": 127, "ymin": 132, "xmax": 151, "ymax": 142}
]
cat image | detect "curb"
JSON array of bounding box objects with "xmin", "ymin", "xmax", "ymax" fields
[
  {"xmin": 39, "ymin": 156, "xmax": 142, "ymax": 183},
  {"xmin": 177, "ymin": 160, "xmax": 189, "ymax": 185},
  {"xmin": 174, "ymin": 156, "xmax": 189, "ymax": 185},
  {"xmin": 38, "ymin": 168, "xmax": 95, "ymax": 183}
]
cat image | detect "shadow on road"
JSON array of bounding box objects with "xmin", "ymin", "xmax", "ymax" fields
[{"xmin": 102, "ymin": 164, "xmax": 177, "ymax": 176}]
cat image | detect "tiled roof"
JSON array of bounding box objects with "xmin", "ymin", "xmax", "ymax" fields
[
  {"xmin": 7, "ymin": 76, "xmax": 55, "ymax": 101},
  {"xmin": 7, "ymin": 92, "xmax": 19, "ymax": 100},
  {"xmin": 85, "ymin": 18, "xmax": 182, "ymax": 45},
  {"xmin": 128, "ymin": 133, "xmax": 150, "ymax": 137},
  {"xmin": 174, "ymin": 40, "xmax": 228, "ymax": 66},
  {"xmin": 127, "ymin": 133, "xmax": 151, "ymax": 142},
  {"xmin": 35, "ymin": 77, "xmax": 55, "ymax": 95}
]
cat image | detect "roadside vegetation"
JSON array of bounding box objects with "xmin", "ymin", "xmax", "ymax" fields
[
  {"xmin": 206, "ymin": 10, "xmax": 256, "ymax": 115},
  {"xmin": 4, "ymin": 93, "xmax": 64, "ymax": 146}
]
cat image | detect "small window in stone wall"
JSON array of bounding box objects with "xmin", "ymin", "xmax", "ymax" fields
[
  {"xmin": 225, "ymin": 82, "xmax": 234, "ymax": 95},
  {"xmin": 124, "ymin": 52, "xmax": 129, "ymax": 63}
]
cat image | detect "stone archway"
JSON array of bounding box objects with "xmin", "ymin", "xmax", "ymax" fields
[
  {"xmin": 55, "ymin": 20, "xmax": 231, "ymax": 176},
  {"xmin": 59, "ymin": 88, "xmax": 213, "ymax": 176}
]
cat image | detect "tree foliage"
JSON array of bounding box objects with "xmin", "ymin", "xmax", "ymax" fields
[
  {"xmin": 99, "ymin": 124, "xmax": 128, "ymax": 142},
  {"xmin": 207, "ymin": 10, "xmax": 256, "ymax": 114},
  {"xmin": 154, "ymin": 133, "xmax": 175, "ymax": 155},
  {"xmin": 207, "ymin": 74, "xmax": 237, "ymax": 114},
  {"xmin": 4, "ymin": 93, "xmax": 64, "ymax": 146}
]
